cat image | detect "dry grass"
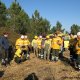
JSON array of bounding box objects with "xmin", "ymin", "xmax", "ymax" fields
[{"xmin": 0, "ymin": 52, "xmax": 80, "ymax": 80}]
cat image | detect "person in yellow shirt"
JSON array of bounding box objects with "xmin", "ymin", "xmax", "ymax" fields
[
  {"xmin": 31, "ymin": 36, "xmax": 38, "ymax": 57},
  {"xmin": 14, "ymin": 35, "xmax": 30, "ymax": 63},
  {"xmin": 44, "ymin": 36, "xmax": 51, "ymax": 60},
  {"xmin": 51, "ymin": 33, "xmax": 62, "ymax": 61},
  {"xmin": 37, "ymin": 36, "xmax": 42, "ymax": 58},
  {"xmin": 14, "ymin": 35, "xmax": 25, "ymax": 63},
  {"xmin": 15, "ymin": 35, "xmax": 24, "ymax": 50}
]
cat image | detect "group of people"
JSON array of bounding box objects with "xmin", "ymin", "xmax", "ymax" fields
[
  {"xmin": 14, "ymin": 33, "xmax": 64, "ymax": 64},
  {"xmin": 32, "ymin": 33, "xmax": 62, "ymax": 61},
  {"xmin": 0, "ymin": 32, "xmax": 80, "ymax": 70}
]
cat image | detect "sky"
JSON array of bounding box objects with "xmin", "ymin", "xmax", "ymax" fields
[{"xmin": 1, "ymin": 0, "xmax": 80, "ymax": 32}]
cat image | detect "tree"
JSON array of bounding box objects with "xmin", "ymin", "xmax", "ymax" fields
[
  {"xmin": 50, "ymin": 26, "xmax": 56, "ymax": 33},
  {"xmin": 8, "ymin": 1, "xmax": 30, "ymax": 34},
  {"xmin": 30, "ymin": 10, "xmax": 51, "ymax": 36},
  {"xmin": 16, "ymin": 10, "xmax": 30, "ymax": 34},
  {"xmin": 71, "ymin": 24, "xmax": 80, "ymax": 35},
  {"xmin": 38, "ymin": 18, "xmax": 50, "ymax": 35},
  {"xmin": 8, "ymin": 1, "xmax": 21, "ymax": 30},
  {"xmin": 50, "ymin": 21, "xmax": 65, "ymax": 34},
  {"xmin": 0, "ymin": 1, "xmax": 7, "ymax": 27}
]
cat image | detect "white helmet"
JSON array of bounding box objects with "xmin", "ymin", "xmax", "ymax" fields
[
  {"xmin": 39, "ymin": 35, "xmax": 42, "ymax": 38},
  {"xmin": 74, "ymin": 35, "xmax": 77, "ymax": 38},
  {"xmin": 21, "ymin": 35, "xmax": 24, "ymax": 39},
  {"xmin": 25, "ymin": 35, "xmax": 28, "ymax": 39},
  {"xmin": 77, "ymin": 32, "xmax": 80, "ymax": 36}
]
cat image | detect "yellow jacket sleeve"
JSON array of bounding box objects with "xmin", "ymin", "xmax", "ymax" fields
[
  {"xmin": 15, "ymin": 39, "xmax": 20, "ymax": 49},
  {"xmin": 15, "ymin": 48, "xmax": 22, "ymax": 57},
  {"xmin": 76, "ymin": 43, "xmax": 80, "ymax": 51}
]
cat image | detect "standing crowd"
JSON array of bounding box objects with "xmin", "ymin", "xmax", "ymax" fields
[{"xmin": 0, "ymin": 32, "xmax": 80, "ymax": 70}]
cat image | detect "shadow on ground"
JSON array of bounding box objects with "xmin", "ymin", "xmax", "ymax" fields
[
  {"xmin": 24, "ymin": 73, "xmax": 38, "ymax": 80},
  {"xmin": 0, "ymin": 71, "xmax": 4, "ymax": 77}
]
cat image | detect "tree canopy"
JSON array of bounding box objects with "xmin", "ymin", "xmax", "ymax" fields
[
  {"xmin": 0, "ymin": 0, "xmax": 80, "ymax": 38},
  {"xmin": 0, "ymin": 1, "xmax": 7, "ymax": 27}
]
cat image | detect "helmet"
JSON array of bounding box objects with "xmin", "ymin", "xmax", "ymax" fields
[
  {"xmin": 74, "ymin": 35, "xmax": 77, "ymax": 38},
  {"xmin": 46, "ymin": 36, "xmax": 49, "ymax": 39},
  {"xmin": 24, "ymin": 35, "xmax": 27, "ymax": 39},
  {"xmin": 77, "ymin": 32, "xmax": 80, "ymax": 36},
  {"xmin": 58, "ymin": 34, "xmax": 63, "ymax": 37},
  {"xmin": 39, "ymin": 35, "xmax": 42, "ymax": 38},
  {"xmin": 34, "ymin": 36, "xmax": 38, "ymax": 39},
  {"xmin": 21, "ymin": 35, "xmax": 24, "ymax": 39}
]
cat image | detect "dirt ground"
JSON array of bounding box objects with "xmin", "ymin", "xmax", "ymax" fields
[{"xmin": 0, "ymin": 50, "xmax": 80, "ymax": 80}]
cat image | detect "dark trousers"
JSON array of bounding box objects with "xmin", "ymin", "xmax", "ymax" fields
[
  {"xmin": 69, "ymin": 49, "xmax": 77, "ymax": 62},
  {"xmin": 51, "ymin": 49, "xmax": 59, "ymax": 61},
  {"xmin": 15, "ymin": 57, "xmax": 22, "ymax": 64},
  {"xmin": 0, "ymin": 46, "xmax": 9, "ymax": 64},
  {"xmin": 38, "ymin": 48, "xmax": 41, "ymax": 55},
  {"xmin": 1, "ymin": 48, "xmax": 9, "ymax": 60},
  {"xmin": 52, "ymin": 49, "xmax": 59, "ymax": 57},
  {"xmin": 77, "ymin": 54, "xmax": 80, "ymax": 65},
  {"xmin": 22, "ymin": 50, "xmax": 29, "ymax": 59}
]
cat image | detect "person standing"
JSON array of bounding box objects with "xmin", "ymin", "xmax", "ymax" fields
[
  {"xmin": 31, "ymin": 36, "xmax": 38, "ymax": 57},
  {"xmin": 14, "ymin": 35, "xmax": 26, "ymax": 63},
  {"xmin": 44, "ymin": 36, "xmax": 51, "ymax": 60},
  {"xmin": 51, "ymin": 33, "xmax": 62, "ymax": 61},
  {"xmin": 0, "ymin": 32, "xmax": 10, "ymax": 65},
  {"xmin": 37, "ymin": 36, "xmax": 42, "ymax": 58}
]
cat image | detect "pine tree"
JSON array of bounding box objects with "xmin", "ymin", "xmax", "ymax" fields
[
  {"xmin": 0, "ymin": 1, "xmax": 7, "ymax": 27},
  {"xmin": 8, "ymin": 1, "xmax": 30, "ymax": 34}
]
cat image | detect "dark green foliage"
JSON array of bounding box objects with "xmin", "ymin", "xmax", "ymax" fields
[
  {"xmin": 30, "ymin": 10, "xmax": 51, "ymax": 36},
  {"xmin": 50, "ymin": 21, "xmax": 65, "ymax": 33},
  {"xmin": 8, "ymin": 1, "xmax": 30, "ymax": 34},
  {"xmin": 0, "ymin": 1, "xmax": 7, "ymax": 27},
  {"xmin": 71, "ymin": 24, "xmax": 80, "ymax": 35}
]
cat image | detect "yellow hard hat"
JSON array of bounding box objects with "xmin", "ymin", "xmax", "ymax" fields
[
  {"xmin": 46, "ymin": 36, "xmax": 49, "ymax": 38},
  {"xmin": 34, "ymin": 36, "xmax": 38, "ymax": 39},
  {"xmin": 58, "ymin": 34, "xmax": 62, "ymax": 37}
]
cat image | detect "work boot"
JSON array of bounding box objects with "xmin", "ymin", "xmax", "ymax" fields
[
  {"xmin": 5, "ymin": 58, "xmax": 9, "ymax": 64},
  {"xmin": 56, "ymin": 57, "xmax": 59, "ymax": 61},
  {"xmin": 74, "ymin": 60, "xmax": 78, "ymax": 68},
  {"xmin": 26, "ymin": 54, "xmax": 30, "ymax": 60},
  {"xmin": 41, "ymin": 54, "xmax": 43, "ymax": 59},
  {"xmin": 51, "ymin": 56, "xmax": 55, "ymax": 61},
  {"xmin": 78, "ymin": 65, "xmax": 80, "ymax": 70},
  {"xmin": 1, "ymin": 59, "xmax": 6, "ymax": 66}
]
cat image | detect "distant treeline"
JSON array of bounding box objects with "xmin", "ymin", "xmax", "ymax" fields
[{"xmin": 0, "ymin": 0, "xmax": 80, "ymax": 37}]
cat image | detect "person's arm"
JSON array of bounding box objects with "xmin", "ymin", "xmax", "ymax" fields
[{"xmin": 31, "ymin": 40, "xmax": 34, "ymax": 47}]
